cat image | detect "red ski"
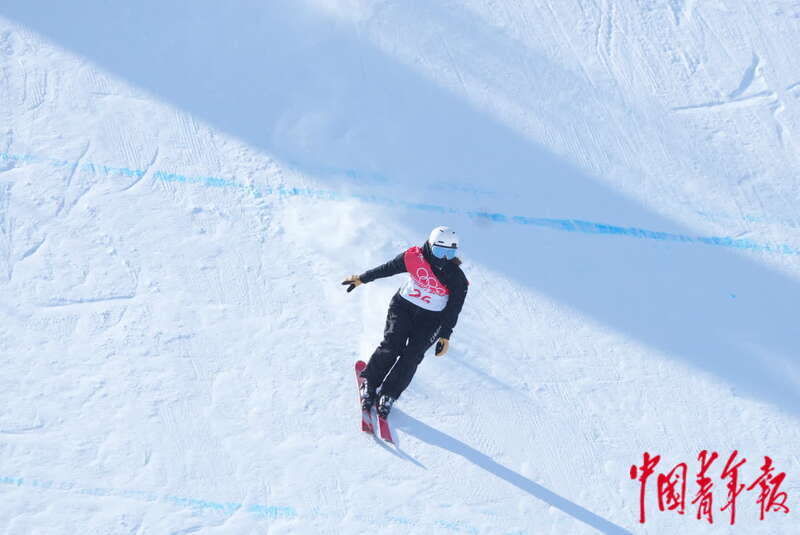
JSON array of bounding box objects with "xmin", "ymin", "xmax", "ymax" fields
[
  {"xmin": 377, "ymin": 414, "xmax": 394, "ymax": 444},
  {"xmin": 355, "ymin": 360, "xmax": 374, "ymax": 435}
]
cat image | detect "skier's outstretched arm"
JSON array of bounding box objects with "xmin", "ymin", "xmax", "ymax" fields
[{"xmin": 341, "ymin": 252, "xmax": 406, "ymax": 292}]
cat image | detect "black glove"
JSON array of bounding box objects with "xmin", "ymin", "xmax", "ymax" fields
[{"xmin": 341, "ymin": 275, "xmax": 362, "ymax": 293}]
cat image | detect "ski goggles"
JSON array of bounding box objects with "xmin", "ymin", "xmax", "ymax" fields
[{"xmin": 431, "ymin": 244, "xmax": 457, "ymax": 260}]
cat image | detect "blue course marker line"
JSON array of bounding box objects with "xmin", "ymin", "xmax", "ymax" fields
[
  {"xmin": 2, "ymin": 151, "xmax": 798, "ymax": 256},
  {"xmin": 0, "ymin": 474, "xmax": 296, "ymax": 521},
  {"xmin": 1, "ymin": 473, "xmax": 494, "ymax": 532}
]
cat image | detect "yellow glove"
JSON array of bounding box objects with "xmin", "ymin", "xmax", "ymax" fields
[
  {"xmin": 341, "ymin": 275, "xmax": 363, "ymax": 293},
  {"xmin": 435, "ymin": 338, "xmax": 449, "ymax": 356}
]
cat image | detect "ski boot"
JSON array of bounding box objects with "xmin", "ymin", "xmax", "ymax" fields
[
  {"xmin": 359, "ymin": 377, "xmax": 376, "ymax": 411},
  {"xmin": 377, "ymin": 394, "xmax": 395, "ymax": 418}
]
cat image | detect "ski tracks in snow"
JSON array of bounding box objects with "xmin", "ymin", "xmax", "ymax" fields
[
  {"xmin": 594, "ymin": 0, "xmax": 617, "ymax": 61},
  {"xmin": 0, "ymin": 181, "xmax": 12, "ymax": 283},
  {"xmin": 668, "ymin": 0, "xmax": 698, "ymax": 27}
]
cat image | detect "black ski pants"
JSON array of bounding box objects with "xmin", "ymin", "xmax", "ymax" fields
[{"xmin": 363, "ymin": 293, "xmax": 441, "ymax": 399}]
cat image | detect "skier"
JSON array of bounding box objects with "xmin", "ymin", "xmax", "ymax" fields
[{"xmin": 342, "ymin": 226, "xmax": 469, "ymax": 418}]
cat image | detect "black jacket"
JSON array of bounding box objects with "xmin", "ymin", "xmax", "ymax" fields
[{"xmin": 359, "ymin": 244, "xmax": 469, "ymax": 340}]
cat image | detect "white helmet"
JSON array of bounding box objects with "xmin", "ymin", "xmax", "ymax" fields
[{"xmin": 428, "ymin": 226, "xmax": 459, "ymax": 248}]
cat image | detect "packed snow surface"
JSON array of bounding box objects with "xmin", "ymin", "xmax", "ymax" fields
[{"xmin": 2, "ymin": 1, "xmax": 800, "ymax": 533}]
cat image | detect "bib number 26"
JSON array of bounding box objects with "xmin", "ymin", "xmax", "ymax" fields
[{"xmin": 409, "ymin": 288, "xmax": 431, "ymax": 303}]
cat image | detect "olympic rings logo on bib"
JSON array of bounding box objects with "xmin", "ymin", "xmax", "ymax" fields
[{"xmin": 414, "ymin": 267, "xmax": 448, "ymax": 296}]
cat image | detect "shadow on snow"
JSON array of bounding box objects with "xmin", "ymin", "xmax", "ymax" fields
[{"xmin": 394, "ymin": 410, "xmax": 632, "ymax": 534}]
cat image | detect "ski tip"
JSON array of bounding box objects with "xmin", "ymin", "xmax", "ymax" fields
[
  {"xmin": 362, "ymin": 411, "xmax": 375, "ymax": 435},
  {"xmin": 377, "ymin": 417, "xmax": 394, "ymax": 444}
]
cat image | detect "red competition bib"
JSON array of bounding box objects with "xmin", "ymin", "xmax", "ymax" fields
[{"xmin": 398, "ymin": 246, "xmax": 450, "ymax": 311}]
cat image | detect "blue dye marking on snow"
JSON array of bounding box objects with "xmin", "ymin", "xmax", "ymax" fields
[
  {"xmin": 2, "ymin": 474, "xmax": 492, "ymax": 531},
  {"xmin": 155, "ymin": 170, "xmax": 237, "ymax": 188},
  {"xmin": 246, "ymin": 504, "xmax": 298, "ymax": 519},
  {"xmin": 82, "ymin": 162, "xmax": 145, "ymax": 178},
  {"xmin": 371, "ymin": 513, "xmax": 486, "ymax": 533},
  {"xmin": 0, "ymin": 474, "xmax": 296, "ymax": 521},
  {"xmin": 285, "ymin": 158, "xmax": 391, "ymax": 186},
  {"xmin": 285, "ymin": 159, "xmax": 501, "ymax": 198},
  {"xmin": 3, "ymin": 150, "xmax": 800, "ymax": 256},
  {"xmin": 435, "ymin": 518, "xmax": 481, "ymax": 534}
]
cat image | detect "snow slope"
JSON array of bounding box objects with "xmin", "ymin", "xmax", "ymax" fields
[{"xmin": 2, "ymin": 1, "xmax": 800, "ymax": 533}]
